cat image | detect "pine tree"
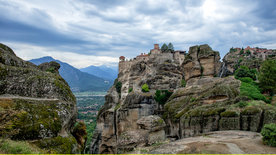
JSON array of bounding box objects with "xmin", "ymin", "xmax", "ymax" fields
[
  {"xmin": 161, "ymin": 43, "xmax": 168, "ymax": 53},
  {"xmin": 168, "ymin": 42, "xmax": 174, "ymax": 52}
]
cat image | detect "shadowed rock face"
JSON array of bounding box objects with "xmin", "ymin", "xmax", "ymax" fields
[{"xmin": 0, "ymin": 43, "xmax": 82, "ymax": 154}]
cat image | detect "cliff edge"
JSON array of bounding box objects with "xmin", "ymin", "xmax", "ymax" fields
[{"xmin": 0, "ymin": 43, "xmax": 85, "ymax": 154}]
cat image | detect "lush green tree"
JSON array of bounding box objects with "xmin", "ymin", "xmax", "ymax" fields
[
  {"xmin": 168, "ymin": 43, "xmax": 174, "ymax": 52},
  {"xmin": 229, "ymin": 47, "xmax": 237, "ymax": 53},
  {"xmin": 239, "ymin": 50, "xmax": 244, "ymax": 55},
  {"xmin": 234, "ymin": 65, "xmax": 256, "ymax": 80},
  {"xmin": 261, "ymin": 123, "xmax": 276, "ymax": 146},
  {"xmin": 141, "ymin": 84, "xmax": 149, "ymax": 92},
  {"xmin": 154, "ymin": 90, "xmax": 173, "ymax": 105},
  {"xmin": 115, "ymin": 81, "xmax": 122, "ymax": 94},
  {"xmin": 161, "ymin": 43, "xmax": 168, "ymax": 52},
  {"xmin": 245, "ymin": 50, "xmax": 251, "ymax": 56},
  {"xmin": 259, "ymin": 60, "xmax": 276, "ymax": 95}
]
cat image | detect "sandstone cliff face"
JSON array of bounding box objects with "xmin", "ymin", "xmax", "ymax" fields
[
  {"xmin": 0, "ymin": 43, "xmax": 82, "ymax": 153},
  {"xmin": 182, "ymin": 44, "xmax": 221, "ymax": 86},
  {"xmin": 90, "ymin": 50, "xmax": 185, "ymax": 153},
  {"xmin": 164, "ymin": 76, "xmax": 276, "ymax": 139},
  {"xmin": 90, "ymin": 44, "xmax": 276, "ymax": 154},
  {"xmin": 118, "ymin": 51, "xmax": 184, "ymax": 101}
]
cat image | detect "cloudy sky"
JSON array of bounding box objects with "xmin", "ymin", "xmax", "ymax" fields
[{"xmin": 0, "ymin": 0, "xmax": 275, "ymax": 68}]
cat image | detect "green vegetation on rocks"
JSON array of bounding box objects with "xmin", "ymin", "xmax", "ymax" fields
[
  {"xmin": 0, "ymin": 138, "xmax": 42, "ymax": 154},
  {"xmin": 0, "ymin": 99, "xmax": 62, "ymax": 140},
  {"xmin": 154, "ymin": 90, "xmax": 173, "ymax": 105},
  {"xmin": 142, "ymin": 84, "xmax": 149, "ymax": 92},
  {"xmin": 240, "ymin": 80, "xmax": 268, "ymax": 103},
  {"xmin": 241, "ymin": 106, "xmax": 261, "ymax": 115},
  {"xmin": 34, "ymin": 136, "xmax": 79, "ymax": 154},
  {"xmin": 181, "ymin": 79, "xmax": 186, "ymax": 87},
  {"xmin": 220, "ymin": 110, "xmax": 239, "ymax": 117},
  {"xmin": 261, "ymin": 123, "xmax": 276, "ymax": 147},
  {"xmin": 234, "ymin": 66, "xmax": 257, "ymax": 80},
  {"xmin": 259, "ymin": 60, "xmax": 276, "ymax": 95}
]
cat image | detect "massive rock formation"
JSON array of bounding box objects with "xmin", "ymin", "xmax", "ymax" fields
[
  {"xmin": 90, "ymin": 44, "xmax": 276, "ymax": 154},
  {"xmin": 90, "ymin": 45, "xmax": 185, "ymax": 153},
  {"xmin": 183, "ymin": 44, "xmax": 221, "ymax": 85},
  {"xmin": 0, "ymin": 43, "xmax": 84, "ymax": 153}
]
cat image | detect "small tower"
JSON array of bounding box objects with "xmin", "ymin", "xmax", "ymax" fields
[
  {"xmin": 150, "ymin": 44, "xmax": 161, "ymax": 55},
  {"xmin": 154, "ymin": 44, "xmax": 160, "ymax": 50},
  {"xmin": 119, "ymin": 56, "xmax": 125, "ymax": 61}
]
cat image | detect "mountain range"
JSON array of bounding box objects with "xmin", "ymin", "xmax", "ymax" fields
[
  {"xmin": 80, "ymin": 65, "xmax": 118, "ymax": 80},
  {"xmin": 29, "ymin": 56, "xmax": 116, "ymax": 92}
]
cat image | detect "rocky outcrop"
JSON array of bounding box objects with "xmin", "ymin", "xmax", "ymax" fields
[
  {"xmin": 89, "ymin": 47, "xmax": 190, "ymax": 153},
  {"xmin": 93, "ymin": 92, "xmax": 165, "ymax": 154},
  {"xmin": 221, "ymin": 47, "xmax": 276, "ymax": 77},
  {"xmin": 90, "ymin": 44, "xmax": 276, "ymax": 154},
  {"xmin": 164, "ymin": 76, "xmax": 276, "ymax": 139},
  {"xmin": 182, "ymin": 44, "xmax": 221, "ymax": 85},
  {"xmin": 118, "ymin": 50, "xmax": 184, "ymax": 101},
  {"xmin": 0, "ymin": 43, "xmax": 82, "ymax": 153}
]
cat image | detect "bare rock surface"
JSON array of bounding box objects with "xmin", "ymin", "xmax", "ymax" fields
[{"xmin": 131, "ymin": 131, "xmax": 276, "ymax": 154}]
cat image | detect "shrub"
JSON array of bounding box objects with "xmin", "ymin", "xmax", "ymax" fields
[
  {"xmin": 115, "ymin": 81, "xmax": 122, "ymax": 94},
  {"xmin": 35, "ymin": 136, "xmax": 78, "ymax": 154},
  {"xmin": 181, "ymin": 79, "xmax": 186, "ymax": 87},
  {"xmin": 239, "ymin": 77, "xmax": 254, "ymax": 83},
  {"xmin": 237, "ymin": 101, "xmax": 248, "ymax": 108},
  {"xmin": 128, "ymin": 88, "xmax": 133, "ymax": 93},
  {"xmin": 261, "ymin": 123, "xmax": 276, "ymax": 147},
  {"xmin": 229, "ymin": 47, "xmax": 237, "ymax": 53},
  {"xmin": 141, "ymin": 84, "xmax": 149, "ymax": 92},
  {"xmin": 200, "ymin": 66, "xmax": 204, "ymax": 75},
  {"xmin": 234, "ymin": 66, "xmax": 256, "ymax": 80},
  {"xmin": 46, "ymin": 67, "xmax": 56, "ymax": 73},
  {"xmin": 239, "ymin": 50, "xmax": 244, "ymax": 55},
  {"xmin": 245, "ymin": 50, "xmax": 251, "ymax": 56},
  {"xmin": 240, "ymin": 81, "xmax": 269, "ymax": 103},
  {"xmin": 154, "ymin": 90, "xmax": 173, "ymax": 105}
]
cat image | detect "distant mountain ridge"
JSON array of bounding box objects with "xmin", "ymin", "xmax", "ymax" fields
[
  {"xmin": 29, "ymin": 56, "xmax": 112, "ymax": 92},
  {"xmin": 80, "ymin": 65, "xmax": 118, "ymax": 81}
]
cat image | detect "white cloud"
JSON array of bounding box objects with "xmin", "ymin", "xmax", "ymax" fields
[
  {"xmin": 0, "ymin": 0, "xmax": 275, "ymax": 64},
  {"xmin": 4, "ymin": 41, "xmax": 118, "ymax": 68}
]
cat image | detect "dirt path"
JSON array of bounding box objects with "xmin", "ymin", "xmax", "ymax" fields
[{"xmin": 0, "ymin": 94, "xmax": 59, "ymax": 101}]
